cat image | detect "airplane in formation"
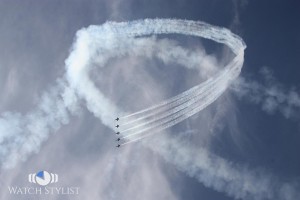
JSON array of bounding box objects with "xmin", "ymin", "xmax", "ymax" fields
[{"xmin": 115, "ymin": 117, "xmax": 121, "ymax": 148}]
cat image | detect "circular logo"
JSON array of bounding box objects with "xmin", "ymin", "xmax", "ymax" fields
[{"xmin": 35, "ymin": 171, "xmax": 51, "ymax": 186}]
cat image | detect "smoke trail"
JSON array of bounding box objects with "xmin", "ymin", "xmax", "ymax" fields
[
  {"xmin": 1, "ymin": 18, "xmax": 298, "ymax": 200},
  {"xmin": 120, "ymin": 77, "xmax": 229, "ymax": 141},
  {"xmin": 0, "ymin": 17, "xmax": 245, "ymax": 174},
  {"xmin": 62, "ymin": 19, "xmax": 299, "ymax": 200},
  {"xmin": 120, "ymin": 50, "xmax": 244, "ymax": 140},
  {"xmin": 120, "ymin": 75, "xmax": 228, "ymax": 138},
  {"xmin": 64, "ymin": 19, "xmax": 245, "ymax": 140},
  {"xmin": 119, "ymin": 62, "xmax": 231, "ymax": 127},
  {"xmin": 0, "ymin": 79, "xmax": 78, "ymax": 168},
  {"xmin": 146, "ymin": 133, "xmax": 299, "ymax": 200},
  {"xmin": 232, "ymin": 67, "xmax": 300, "ymax": 119}
]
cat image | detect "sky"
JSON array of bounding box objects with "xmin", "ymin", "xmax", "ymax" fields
[{"xmin": 0, "ymin": 0, "xmax": 299, "ymax": 200}]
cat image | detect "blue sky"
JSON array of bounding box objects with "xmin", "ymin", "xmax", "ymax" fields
[{"xmin": 0, "ymin": 0, "xmax": 299, "ymax": 200}]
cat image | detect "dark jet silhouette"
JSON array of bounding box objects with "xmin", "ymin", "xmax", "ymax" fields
[
  {"xmin": 116, "ymin": 132, "xmax": 120, "ymax": 135},
  {"xmin": 116, "ymin": 144, "xmax": 120, "ymax": 148},
  {"xmin": 116, "ymin": 138, "xmax": 120, "ymax": 141},
  {"xmin": 115, "ymin": 125, "xmax": 119, "ymax": 128},
  {"xmin": 115, "ymin": 117, "xmax": 119, "ymax": 121}
]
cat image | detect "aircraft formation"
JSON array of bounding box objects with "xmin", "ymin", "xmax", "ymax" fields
[{"xmin": 115, "ymin": 117, "xmax": 121, "ymax": 148}]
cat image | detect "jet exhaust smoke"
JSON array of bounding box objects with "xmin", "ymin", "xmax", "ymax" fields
[{"xmin": 1, "ymin": 19, "xmax": 298, "ymax": 200}]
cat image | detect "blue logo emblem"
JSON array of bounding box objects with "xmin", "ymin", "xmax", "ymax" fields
[{"xmin": 28, "ymin": 171, "xmax": 58, "ymax": 186}]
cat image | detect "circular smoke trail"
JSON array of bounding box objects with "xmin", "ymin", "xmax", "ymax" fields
[
  {"xmin": 64, "ymin": 19, "xmax": 246, "ymax": 144},
  {"xmin": 0, "ymin": 19, "xmax": 245, "ymax": 168},
  {"xmin": 2, "ymin": 18, "xmax": 299, "ymax": 200}
]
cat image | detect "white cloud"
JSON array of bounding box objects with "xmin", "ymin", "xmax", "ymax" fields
[{"xmin": 232, "ymin": 67, "xmax": 300, "ymax": 119}]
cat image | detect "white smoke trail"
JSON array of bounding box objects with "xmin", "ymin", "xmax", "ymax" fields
[
  {"xmin": 119, "ymin": 64, "xmax": 231, "ymax": 127},
  {"xmin": 120, "ymin": 48, "xmax": 244, "ymax": 140},
  {"xmin": 65, "ymin": 19, "xmax": 246, "ymax": 122},
  {"xmin": 1, "ymin": 18, "xmax": 298, "ymax": 200},
  {"xmin": 120, "ymin": 63, "xmax": 229, "ymax": 124},
  {"xmin": 64, "ymin": 19, "xmax": 245, "ymax": 142},
  {"xmin": 62, "ymin": 19, "xmax": 299, "ymax": 200},
  {"xmin": 120, "ymin": 52, "xmax": 242, "ymax": 137},
  {"xmin": 146, "ymin": 133, "xmax": 299, "ymax": 200},
  {"xmin": 232, "ymin": 67, "xmax": 300, "ymax": 119},
  {"xmin": 120, "ymin": 76, "xmax": 228, "ymax": 137},
  {"xmin": 0, "ymin": 79, "xmax": 78, "ymax": 168},
  {"xmin": 120, "ymin": 77, "xmax": 229, "ymax": 141},
  {"xmin": 0, "ymin": 18, "xmax": 245, "ymax": 173}
]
